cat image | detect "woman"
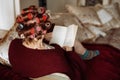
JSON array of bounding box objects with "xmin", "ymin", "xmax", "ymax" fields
[{"xmin": 8, "ymin": 5, "xmax": 99, "ymax": 80}]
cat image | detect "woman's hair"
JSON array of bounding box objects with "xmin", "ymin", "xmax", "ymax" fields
[{"xmin": 16, "ymin": 5, "xmax": 54, "ymax": 40}]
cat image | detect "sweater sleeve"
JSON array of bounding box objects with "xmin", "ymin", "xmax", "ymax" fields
[{"xmin": 0, "ymin": 63, "xmax": 30, "ymax": 80}]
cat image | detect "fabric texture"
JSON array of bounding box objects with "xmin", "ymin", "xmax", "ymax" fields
[
  {"xmin": 8, "ymin": 39, "xmax": 86, "ymax": 80},
  {"xmin": 83, "ymin": 43, "xmax": 120, "ymax": 80},
  {"xmin": 0, "ymin": 39, "xmax": 120, "ymax": 80},
  {"xmin": 0, "ymin": 63, "xmax": 30, "ymax": 80}
]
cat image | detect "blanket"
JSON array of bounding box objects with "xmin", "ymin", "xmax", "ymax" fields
[
  {"xmin": 0, "ymin": 43, "xmax": 120, "ymax": 80},
  {"xmin": 83, "ymin": 43, "xmax": 120, "ymax": 80}
]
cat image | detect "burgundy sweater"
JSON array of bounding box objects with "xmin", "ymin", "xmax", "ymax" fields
[{"xmin": 8, "ymin": 39, "xmax": 86, "ymax": 80}]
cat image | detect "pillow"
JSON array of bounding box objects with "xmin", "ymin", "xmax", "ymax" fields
[
  {"xmin": 110, "ymin": 1, "xmax": 120, "ymax": 13},
  {"xmin": 76, "ymin": 25, "xmax": 96, "ymax": 42},
  {"xmin": 49, "ymin": 12, "xmax": 81, "ymax": 26},
  {"xmin": 0, "ymin": 42, "xmax": 10, "ymax": 65},
  {"xmin": 95, "ymin": 4, "xmax": 120, "ymax": 29},
  {"xmin": 85, "ymin": 25, "xmax": 106, "ymax": 41},
  {"xmin": 108, "ymin": 28, "xmax": 120, "ymax": 49},
  {"xmin": 0, "ymin": 25, "xmax": 18, "ymax": 65},
  {"xmin": 65, "ymin": 5, "xmax": 102, "ymax": 26},
  {"xmin": 96, "ymin": 8, "xmax": 113, "ymax": 24},
  {"xmin": 103, "ymin": 3, "xmax": 120, "ymax": 20}
]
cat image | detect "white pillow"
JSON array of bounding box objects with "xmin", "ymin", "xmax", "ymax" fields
[
  {"xmin": 96, "ymin": 8, "xmax": 113, "ymax": 24},
  {"xmin": 0, "ymin": 26, "xmax": 18, "ymax": 65},
  {"xmin": 0, "ymin": 41, "xmax": 10, "ymax": 65}
]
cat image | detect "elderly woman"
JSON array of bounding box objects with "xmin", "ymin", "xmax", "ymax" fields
[{"xmin": 0, "ymin": 5, "xmax": 99, "ymax": 80}]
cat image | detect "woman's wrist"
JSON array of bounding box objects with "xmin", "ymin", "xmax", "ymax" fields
[{"xmin": 63, "ymin": 46, "xmax": 73, "ymax": 51}]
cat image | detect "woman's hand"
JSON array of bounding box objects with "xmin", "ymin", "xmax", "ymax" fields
[
  {"xmin": 44, "ymin": 32, "xmax": 52, "ymax": 41},
  {"xmin": 63, "ymin": 46, "xmax": 73, "ymax": 51}
]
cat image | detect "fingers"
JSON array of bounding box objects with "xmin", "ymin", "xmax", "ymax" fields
[
  {"xmin": 63, "ymin": 46, "xmax": 73, "ymax": 51},
  {"xmin": 44, "ymin": 32, "xmax": 52, "ymax": 41}
]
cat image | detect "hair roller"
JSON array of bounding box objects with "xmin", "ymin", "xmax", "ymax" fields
[
  {"xmin": 38, "ymin": 7, "xmax": 46, "ymax": 14},
  {"xmin": 44, "ymin": 21, "xmax": 51, "ymax": 30},
  {"xmin": 16, "ymin": 23, "xmax": 24, "ymax": 31},
  {"xmin": 21, "ymin": 5, "xmax": 37, "ymax": 14}
]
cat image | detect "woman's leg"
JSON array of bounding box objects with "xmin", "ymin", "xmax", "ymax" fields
[{"xmin": 74, "ymin": 39, "xmax": 99, "ymax": 60}]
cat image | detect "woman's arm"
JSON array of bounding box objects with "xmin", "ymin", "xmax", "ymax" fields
[
  {"xmin": 74, "ymin": 40, "xmax": 100, "ymax": 60},
  {"xmin": 44, "ymin": 32, "xmax": 99, "ymax": 60},
  {"xmin": 74, "ymin": 39, "xmax": 86, "ymax": 55}
]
